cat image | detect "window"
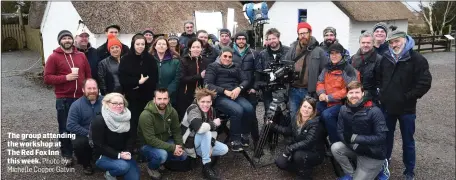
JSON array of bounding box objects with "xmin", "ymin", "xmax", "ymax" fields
[{"xmin": 298, "ymin": 9, "xmax": 307, "ymax": 23}]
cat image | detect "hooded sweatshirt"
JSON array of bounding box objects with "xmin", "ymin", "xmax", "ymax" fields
[
  {"xmin": 44, "ymin": 46, "xmax": 92, "ymax": 98},
  {"xmin": 138, "ymin": 101, "xmax": 183, "ymax": 152}
]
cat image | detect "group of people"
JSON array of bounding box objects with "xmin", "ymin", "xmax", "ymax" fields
[{"xmin": 43, "ymin": 19, "xmax": 432, "ymax": 180}]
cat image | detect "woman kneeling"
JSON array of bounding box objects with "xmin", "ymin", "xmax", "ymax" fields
[
  {"xmin": 268, "ymin": 97, "xmax": 326, "ymax": 180},
  {"xmin": 181, "ymin": 88, "xmax": 229, "ymax": 180},
  {"xmin": 91, "ymin": 93, "xmax": 140, "ymax": 180}
]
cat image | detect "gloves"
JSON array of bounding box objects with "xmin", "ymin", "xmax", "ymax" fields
[{"xmin": 284, "ymin": 145, "xmax": 293, "ymax": 156}]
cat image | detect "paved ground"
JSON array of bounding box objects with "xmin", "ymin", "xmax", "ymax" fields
[{"xmin": 1, "ymin": 50, "xmax": 455, "ymax": 180}]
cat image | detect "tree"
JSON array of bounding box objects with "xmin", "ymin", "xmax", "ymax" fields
[
  {"xmin": 1, "ymin": 1, "xmax": 30, "ymax": 14},
  {"xmin": 407, "ymin": 1, "xmax": 456, "ymax": 35}
]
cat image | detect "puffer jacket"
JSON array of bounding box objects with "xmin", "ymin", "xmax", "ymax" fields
[
  {"xmin": 98, "ymin": 56, "xmax": 122, "ymax": 95},
  {"xmin": 154, "ymin": 51, "xmax": 180, "ymax": 104},
  {"xmin": 350, "ymin": 48, "xmax": 382, "ymax": 103},
  {"xmin": 337, "ymin": 97, "xmax": 388, "ymax": 160},
  {"xmin": 216, "ymin": 45, "xmax": 258, "ymax": 89},
  {"xmin": 204, "ymin": 61, "xmax": 249, "ymax": 96},
  {"xmin": 316, "ymin": 59, "xmax": 359, "ymax": 107},
  {"xmin": 270, "ymin": 116, "xmax": 325, "ymax": 155}
]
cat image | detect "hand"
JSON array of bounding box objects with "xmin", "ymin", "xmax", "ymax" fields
[
  {"xmin": 224, "ymin": 90, "xmax": 233, "ymax": 97},
  {"xmin": 213, "ymin": 118, "xmax": 221, "ymax": 127},
  {"xmin": 174, "ymin": 145, "xmax": 183, "ymax": 156},
  {"xmin": 325, "ymin": 95, "xmax": 329, "ymax": 102},
  {"xmin": 139, "ymin": 74, "xmax": 149, "ymax": 85},
  {"xmin": 120, "ymin": 152, "xmax": 131, "ymax": 160},
  {"xmin": 319, "ymin": 93, "xmax": 327, "ymax": 102},
  {"xmin": 266, "ymin": 120, "xmax": 273, "ymax": 124},
  {"xmin": 201, "ymin": 70, "xmax": 206, "ymax": 78},
  {"xmin": 66, "ymin": 73, "xmax": 78, "ymax": 81},
  {"xmin": 248, "ymin": 89, "xmax": 256, "ymax": 94},
  {"xmin": 231, "ymin": 87, "xmax": 241, "ymax": 100}
]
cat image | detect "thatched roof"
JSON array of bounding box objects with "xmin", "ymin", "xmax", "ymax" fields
[
  {"xmin": 28, "ymin": 1, "xmax": 47, "ymax": 28},
  {"xmin": 333, "ymin": 1, "xmax": 415, "ymax": 21}
]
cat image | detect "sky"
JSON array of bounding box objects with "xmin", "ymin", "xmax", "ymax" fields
[{"xmin": 402, "ymin": 1, "xmax": 428, "ymax": 12}]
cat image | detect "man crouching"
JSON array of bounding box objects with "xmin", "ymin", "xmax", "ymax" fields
[{"xmin": 331, "ymin": 81, "xmax": 388, "ymax": 180}]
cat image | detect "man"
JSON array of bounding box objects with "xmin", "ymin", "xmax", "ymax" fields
[
  {"xmin": 316, "ymin": 43, "xmax": 358, "ymax": 144},
  {"xmin": 44, "ymin": 30, "xmax": 92, "ymax": 167},
  {"xmin": 255, "ymin": 28, "xmax": 290, "ymax": 119},
  {"xmin": 196, "ymin": 30, "xmax": 220, "ymax": 64},
  {"xmin": 96, "ymin": 24, "xmax": 129, "ymax": 61},
  {"xmin": 283, "ymin": 22, "xmax": 328, "ymax": 122},
  {"xmin": 74, "ymin": 28, "xmax": 99, "ymax": 83},
  {"xmin": 377, "ymin": 30, "xmax": 432, "ymax": 180},
  {"xmin": 319, "ymin": 27, "xmax": 351, "ymax": 62},
  {"xmin": 215, "ymin": 28, "xmax": 232, "ymax": 51},
  {"xmin": 372, "ymin": 22, "xmax": 390, "ymax": 55},
  {"xmin": 66, "ymin": 78, "xmax": 102, "ymax": 175},
  {"xmin": 138, "ymin": 88, "xmax": 186, "ymax": 180},
  {"xmin": 179, "ymin": 21, "xmax": 197, "ymax": 55},
  {"xmin": 331, "ymin": 81, "xmax": 389, "ymax": 180},
  {"xmin": 143, "ymin": 28, "xmax": 155, "ymax": 51}
]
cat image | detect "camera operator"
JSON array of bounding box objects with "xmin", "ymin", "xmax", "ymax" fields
[
  {"xmin": 283, "ymin": 22, "xmax": 328, "ymax": 122},
  {"xmin": 255, "ymin": 28, "xmax": 290, "ymax": 117}
]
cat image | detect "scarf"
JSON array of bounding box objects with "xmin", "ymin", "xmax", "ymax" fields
[
  {"xmin": 101, "ymin": 106, "xmax": 131, "ymax": 133},
  {"xmin": 351, "ymin": 48, "xmax": 375, "ymax": 69}
]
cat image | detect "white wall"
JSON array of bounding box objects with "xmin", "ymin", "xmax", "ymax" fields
[
  {"xmin": 264, "ymin": 2, "xmax": 350, "ymax": 49},
  {"xmin": 41, "ymin": 1, "xmax": 96, "ymax": 63},
  {"xmin": 348, "ymin": 19, "xmax": 409, "ymax": 55},
  {"xmin": 93, "ymin": 34, "xmax": 135, "ymax": 49}
]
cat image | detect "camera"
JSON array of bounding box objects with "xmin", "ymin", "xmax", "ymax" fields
[{"xmin": 257, "ymin": 59, "xmax": 297, "ymax": 90}]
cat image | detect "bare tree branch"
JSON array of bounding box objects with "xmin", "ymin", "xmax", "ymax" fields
[{"xmin": 420, "ymin": 0, "xmax": 435, "ymax": 35}]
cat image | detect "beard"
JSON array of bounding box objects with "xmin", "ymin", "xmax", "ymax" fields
[
  {"xmin": 237, "ymin": 43, "xmax": 245, "ymax": 48},
  {"xmin": 85, "ymin": 92, "xmax": 98, "ymax": 101},
  {"xmin": 60, "ymin": 42, "xmax": 73, "ymax": 50},
  {"xmin": 392, "ymin": 43, "xmax": 405, "ymax": 55},
  {"xmin": 156, "ymin": 103, "xmax": 167, "ymax": 110},
  {"xmin": 324, "ymin": 39, "xmax": 335, "ymax": 47},
  {"xmin": 299, "ymin": 37, "xmax": 309, "ymax": 45}
]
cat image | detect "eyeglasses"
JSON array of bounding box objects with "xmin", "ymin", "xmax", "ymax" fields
[
  {"xmin": 222, "ymin": 55, "xmax": 232, "ymax": 58},
  {"xmin": 298, "ymin": 32, "xmax": 310, "ymax": 36},
  {"xmin": 109, "ymin": 102, "xmax": 124, "ymax": 106},
  {"xmin": 236, "ymin": 37, "xmax": 246, "ymax": 41}
]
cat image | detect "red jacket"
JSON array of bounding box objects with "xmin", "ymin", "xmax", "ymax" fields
[{"xmin": 44, "ymin": 46, "xmax": 92, "ymax": 98}]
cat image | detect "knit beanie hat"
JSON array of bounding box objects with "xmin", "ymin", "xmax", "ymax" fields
[
  {"xmin": 386, "ymin": 30, "xmax": 407, "ymax": 42},
  {"xmin": 143, "ymin": 28, "xmax": 154, "ymax": 36},
  {"xmin": 234, "ymin": 31, "xmax": 248, "ymax": 41},
  {"xmin": 220, "ymin": 46, "xmax": 234, "ymax": 54},
  {"xmin": 107, "ymin": 34, "xmax": 122, "ymax": 52},
  {"xmin": 323, "ymin": 27, "xmax": 336, "ymax": 36},
  {"xmin": 373, "ymin": 22, "xmax": 388, "ymax": 35},
  {"xmin": 220, "ymin": 28, "xmax": 231, "ymax": 36},
  {"xmin": 57, "ymin": 30, "xmax": 73, "ymax": 43},
  {"xmin": 297, "ymin": 22, "xmax": 312, "ymax": 32},
  {"xmin": 328, "ymin": 42, "xmax": 345, "ymax": 54},
  {"xmin": 168, "ymin": 33, "xmax": 179, "ymax": 41}
]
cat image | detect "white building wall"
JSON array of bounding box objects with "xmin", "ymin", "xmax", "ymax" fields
[
  {"xmin": 264, "ymin": 2, "xmax": 350, "ymax": 49},
  {"xmin": 348, "ymin": 19, "xmax": 409, "ymax": 55},
  {"xmin": 93, "ymin": 34, "xmax": 135, "ymax": 49}
]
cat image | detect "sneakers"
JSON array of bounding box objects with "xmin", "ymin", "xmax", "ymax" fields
[
  {"xmin": 337, "ymin": 174, "xmax": 353, "ymax": 180},
  {"xmin": 202, "ymin": 162, "xmax": 221, "ymax": 180},
  {"xmin": 231, "ymin": 140, "xmax": 243, "ymax": 152},
  {"xmin": 82, "ymin": 165, "xmax": 94, "ymax": 175},
  {"xmin": 147, "ymin": 167, "xmax": 162, "ymax": 180},
  {"xmin": 405, "ymin": 174, "xmax": 415, "ymax": 180},
  {"xmin": 104, "ymin": 171, "xmax": 116, "ymax": 180},
  {"xmin": 241, "ymin": 134, "xmax": 250, "ymax": 147},
  {"xmin": 377, "ymin": 159, "xmax": 390, "ymax": 180},
  {"xmin": 63, "ymin": 157, "xmax": 74, "ymax": 167}
]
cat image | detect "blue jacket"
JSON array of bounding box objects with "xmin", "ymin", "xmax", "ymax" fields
[{"xmin": 67, "ymin": 95, "xmax": 103, "ymax": 136}]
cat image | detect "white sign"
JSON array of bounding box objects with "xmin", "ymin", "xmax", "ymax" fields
[
  {"xmin": 194, "ymin": 11, "xmax": 223, "ymax": 39},
  {"xmin": 444, "ymin": 34, "xmax": 455, "ymax": 40}
]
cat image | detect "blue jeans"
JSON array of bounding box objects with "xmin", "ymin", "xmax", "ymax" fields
[
  {"xmin": 385, "ymin": 113, "xmax": 416, "ymax": 176},
  {"xmin": 289, "ymin": 87, "xmax": 308, "ymax": 122},
  {"xmin": 215, "ymin": 96, "xmax": 254, "ymax": 140},
  {"xmin": 140, "ymin": 139, "xmax": 188, "ymax": 169},
  {"xmin": 194, "ymin": 131, "xmax": 229, "ymax": 164},
  {"xmin": 317, "ymin": 101, "xmax": 342, "ymax": 143},
  {"xmin": 95, "ymin": 156, "xmax": 140, "ymax": 180},
  {"xmin": 56, "ymin": 98, "xmax": 77, "ymax": 158}
]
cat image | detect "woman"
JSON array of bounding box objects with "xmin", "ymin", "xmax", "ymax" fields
[
  {"xmin": 176, "ymin": 38, "xmax": 208, "ymax": 120},
  {"xmin": 149, "ymin": 37, "xmax": 180, "ymax": 106},
  {"xmin": 91, "ymin": 93, "xmax": 139, "ymax": 180},
  {"xmin": 268, "ymin": 97, "xmax": 325, "ymax": 180},
  {"xmin": 181, "ymin": 88, "xmax": 228, "ymax": 180},
  {"xmin": 98, "ymin": 34, "xmax": 123, "ymax": 95},
  {"xmin": 168, "ymin": 34, "xmax": 181, "ymax": 57},
  {"xmin": 118, "ymin": 33, "xmax": 158, "ymax": 153},
  {"xmin": 143, "ymin": 29, "xmax": 154, "ymax": 52}
]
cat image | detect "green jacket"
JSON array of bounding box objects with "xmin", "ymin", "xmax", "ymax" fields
[
  {"xmin": 155, "ymin": 54, "xmax": 180, "ymax": 103},
  {"xmin": 138, "ymin": 101, "xmax": 183, "ymax": 152}
]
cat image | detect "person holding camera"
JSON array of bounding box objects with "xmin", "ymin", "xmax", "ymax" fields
[{"xmin": 267, "ymin": 97, "xmax": 325, "ymax": 180}]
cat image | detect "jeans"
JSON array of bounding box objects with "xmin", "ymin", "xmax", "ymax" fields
[
  {"xmin": 95, "ymin": 155, "xmax": 140, "ymax": 180},
  {"xmin": 72, "ymin": 135, "xmax": 92, "ymax": 166},
  {"xmin": 331, "ymin": 142, "xmax": 384, "ymax": 180},
  {"xmin": 215, "ymin": 96, "xmax": 254, "ymax": 141},
  {"xmin": 288, "ymin": 87, "xmax": 308, "ymax": 122},
  {"xmin": 194, "ymin": 131, "xmax": 229, "ymax": 164},
  {"xmin": 385, "ymin": 113, "xmax": 416, "ymax": 176},
  {"xmin": 56, "ymin": 98, "xmax": 77, "ymax": 158},
  {"xmin": 140, "ymin": 139, "xmax": 188, "ymax": 170},
  {"xmin": 317, "ymin": 101, "xmax": 342, "ymax": 143}
]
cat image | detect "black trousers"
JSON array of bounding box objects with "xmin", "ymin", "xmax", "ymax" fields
[
  {"xmin": 127, "ymin": 98, "xmax": 149, "ymax": 152},
  {"xmin": 275, "ymin": 150, "xmax": 324, "ymax": 179},
  {"xmin": 243, "ymin": 92, "xmax": 259, "ymax": 142},
  {"xmin": 72, "ymin": 135, "xmax": 93, "ymax": 167}
]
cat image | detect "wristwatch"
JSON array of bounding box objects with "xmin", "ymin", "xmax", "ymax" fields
[{"xmin": 239, "ymin": 85, "xmax": 244, "ymax": 90}]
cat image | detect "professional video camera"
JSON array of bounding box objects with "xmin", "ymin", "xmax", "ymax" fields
[{"xmin": 256, "ymin": 59, "xmax": 298, "ymax": 92}]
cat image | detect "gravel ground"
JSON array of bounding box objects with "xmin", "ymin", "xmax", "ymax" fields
[{"xmin": 1, "ymin": 50, "xmax": 455, "ymax": 180}]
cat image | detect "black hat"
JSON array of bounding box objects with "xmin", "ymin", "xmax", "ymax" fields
[
  {"xmin": 57, "ymin": 30, "xmax": 73, "ymax": 43},
  {"xmin": 373, "ymin": 22, "xmax": 388, "ymax": 35},
  {"xmin": 220, "ymin": 28, "xmax": 231, "ymax": 36},
  {"xmin": 105, "ymin": 24, "xmax": 121, "ymax": 32},
  {"xmin": 143, "ymin": 29, "xmax": 154, "ymax": 36},
  {"xmin": 328, "ymin": 43, "xmax": 345, "ymax": 54},
  {"xmin": 234, "ymin": 31, "xmax": 248, "ymax": 41}
]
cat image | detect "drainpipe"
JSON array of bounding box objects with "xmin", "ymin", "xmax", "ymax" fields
[{"xmin": 16, "ymin": 2, "xmax": 27, "ymax": 49}]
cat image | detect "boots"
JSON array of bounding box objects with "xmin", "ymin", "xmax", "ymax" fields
[
  {"xmin": 211, "ymin": 156, "xmax": 219, "ymax": 168},
  {"xmin": 202, "ymin": 162, "xmax": 220, "ymax": 180},
  {"xmin": 296, "ymin": 168, "xmax": 313, "ymax": 180}
]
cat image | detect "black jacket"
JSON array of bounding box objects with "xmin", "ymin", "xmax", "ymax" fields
[
  {"xmin": 204, "ymin": 62, "xmax": 249, "ymax": 96},
  {"xmin": 77, "ymin": 43, "xmax": 99, "ymax": 82},
  {"xmin": 232, "ymin": 46, "xmax": 258, "ymax": 89},
  {"xmin": 377, "ymin": 39, "xmax": 432, "ymax": 115},
  {"xmin": 90, "ymin": 114, "xmax": 130, "ymax": 159},
  {"xmin": 178, "ymin": 32, "xmax": 196, "ymax": 56},
  {"xmin": 98, "ymin": 56, "xmax": 122, "ymax": 95},
  {"xmin": 270, "ymin": 117, "xmax": 325, "ymax": 155},
  {"xmin": 254, "ymin": 43, "xmax": 290, "ymax": 88},
  {"xmin": 338, "ymin": 99, "xmax": 388, "ymax": 160},
  {"xmin": 177, "ymin": 55, "xmax": 209, "ymax": 102},
  {"xmin": 96, "ymin": 40, "xmax": 129, "ymax": 62},
  {"xmin": 350, "ymin": 49, "xmax": 382, "ymax": 102},
  {"xmin": 182, "ymin": 44, "xmax": 220, "ymax": 65},
  {"xmin": 118, "ymin": 33, "xmax": 159, "ymax": 101}
]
